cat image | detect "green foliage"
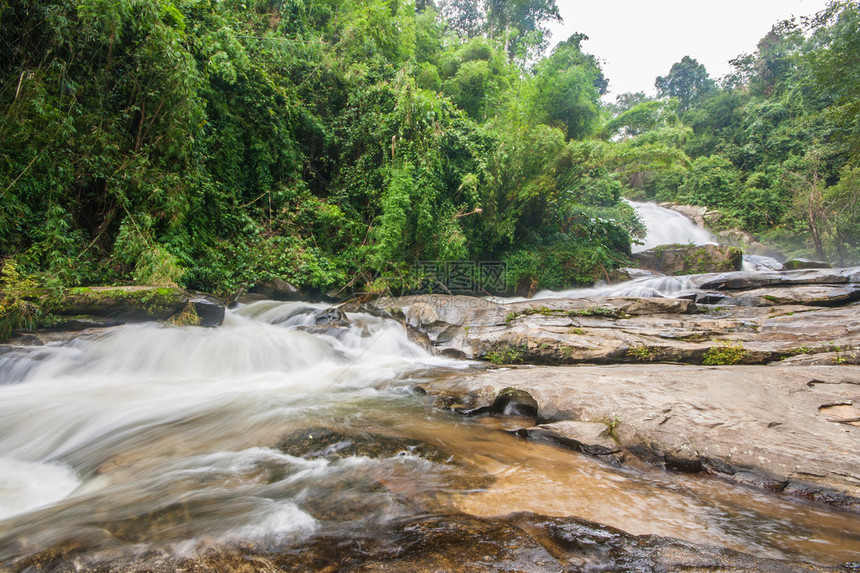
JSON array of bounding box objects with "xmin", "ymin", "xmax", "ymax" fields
[
  {"xmin": 3, "ymin": 0, "xmax": 857, "ymax": 302},
  {"xmin": 0, "ymin": 260, "xmax": 45, "ymax": 341},
  {"xmin": 703, "ymin": 339, "xmax": 749, "ymax": 365},
  {"xmin": 485, "ymin": 345, "xmax": 526, "ymax": 364},
  {"xmin": 655, "ymin": 56, "xmax": 716, "ymax": 112},
  {"xmin": 626, "ymin": 344, "xmax": 656, "ymax": 362},
  {"xmin": 680, "ymin": 155, "xmax": 742, "ymax": 210}
]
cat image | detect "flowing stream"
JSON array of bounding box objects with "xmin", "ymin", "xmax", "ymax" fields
[{"xmin": 1, "ymin": 301, "xmax": 859, "ymax": 567}]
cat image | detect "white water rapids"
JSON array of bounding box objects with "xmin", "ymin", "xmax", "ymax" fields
[{"xmin": 0, "ymin": 302, "xmax": 468, "ymax": 557}]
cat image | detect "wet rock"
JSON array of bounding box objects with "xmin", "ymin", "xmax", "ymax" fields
[
  {"xmin": 489, "ymin": 388, "xmax": 538, "ymax": 418},
  {"xmin": 278, "ymin": 427, "xmax": 453, "ymax": 464},
  {"xmin": 726, "ymin": 285, "xmax": 860, "ymax": 307},
  {"xmin": 420, "ymin": 364, "xmax": 860, "ymax": 510},
  {"xmin": 633, "ymin": 244, "xmax": 742, "ymax": 275},
  {"xmin": 784, "ymin": 258, "xmax": 832, "ymax": 270},
  {"xmin": 248, "ymin": 278, "xmax": 303, "ymax": 301},
  {"xmin": 275, "ymin": 427, "xmax": 496, "ymax": 521},
  {"xmin": 378, "ymin": 291, "xmax": 860, "ymax": 366},
  {"xmin": 187, "ymin": 294, "xmax": 227, "ymax": 327},
  {"xmin": 743, "ymin": 254, "xmax": 785, "ymax": 272},
  {"xmin": 519, "ymin": 420, "xmax": 621, "ymax": 456},
  {"xmin": 10, "ymin": 512, "xmax": 838, "ymax": 572},
  {"xmin": 52, "ymin": 286, "xmax": 225, "ymax": 327},
  {"xmin": 310, "ymin": 307, "xmax": 349, "ymax": 328},
  {"xmin": 46, "ymin": 316, "xmax": 124, "ymax": 331},
  {"xmin": 693, "ymin": 267, "xmax": 859, "ymax": 290}
]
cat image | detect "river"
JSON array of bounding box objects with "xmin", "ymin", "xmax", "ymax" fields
[{"xmin": 1, "ymin": 206, "xmax": 859, "ymax": 569}]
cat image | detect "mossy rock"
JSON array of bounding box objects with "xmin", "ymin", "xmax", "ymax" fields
[
  {"xmin": 632, "ymin": 244, "xmax": 742, "ymax": 275},
  {"xmin": 53, "ymin": 286, "xmax": 225, "ymax": 327}
]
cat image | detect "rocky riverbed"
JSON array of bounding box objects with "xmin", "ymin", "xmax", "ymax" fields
[
  {"xmin": 369, "ymin": 266, "xmax": 860, "ymax": 511},
  {"xmin": 3, "ymin": 267, "xmax": 860, "ymax": 571}
]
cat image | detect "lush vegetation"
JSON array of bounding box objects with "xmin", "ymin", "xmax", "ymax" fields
[
  {"xmin": 611, "ymin": 2, "xmax": 860, "ymax": 265},
  {"xmin": 1, "ymin": 0, "xmax": 858, "ymax": 302}
]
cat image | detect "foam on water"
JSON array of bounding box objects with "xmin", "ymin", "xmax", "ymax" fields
[{"xmin": 0, "ymin": 458, "xmax": 80, "ymax": 521}]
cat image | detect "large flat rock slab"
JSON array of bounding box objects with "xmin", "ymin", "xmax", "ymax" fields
[
  {"xmin": 376, "ymin": 294, "xmax": 860, "ymax": 366},
  {"xmin": 420, "ymin": 364, "xmax": 860, "ymax": 510}
]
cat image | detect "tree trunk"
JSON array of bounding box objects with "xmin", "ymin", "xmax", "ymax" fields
[{"xmin": 807, "ymin": 189, "xmax": 826, "ymax": 261}]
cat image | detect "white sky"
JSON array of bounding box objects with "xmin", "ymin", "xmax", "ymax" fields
[{"xmin": 547, "ymin": 0, "xmax": 833, "ymax": 100}]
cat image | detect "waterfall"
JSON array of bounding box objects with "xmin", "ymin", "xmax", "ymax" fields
[{"xmin": 627, "ymin": 200, "xmax": 718, "ymax": 253}]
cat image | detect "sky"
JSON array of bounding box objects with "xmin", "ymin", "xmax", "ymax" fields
[{"xmin": 547, "ymin": 0, "xmax": 833, "ymax": 101}]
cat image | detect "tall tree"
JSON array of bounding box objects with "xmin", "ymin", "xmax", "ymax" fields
[{"xmin": 656, "ymin": 56, "xmax": 716, "ymax": 112}]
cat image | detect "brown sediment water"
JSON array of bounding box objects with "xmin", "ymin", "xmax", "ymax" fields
[{"xmin": 0, "ymin": 301, "xmax": 858, "ymax": 568}]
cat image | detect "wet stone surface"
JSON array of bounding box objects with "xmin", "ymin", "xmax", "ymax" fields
[{"xmin": 8, "ymin": 512, "xmax": 841, "ymax": 572}]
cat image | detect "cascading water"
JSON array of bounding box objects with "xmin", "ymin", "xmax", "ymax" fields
[
  {"xmin": 627, "ymin": 200, "xmax": 717, "ymax": 253},
  {"xmin": 528, "ymin": 201, "xmax": 779, "ymax": 300},
  {"xmin": 1, "ymin": 302, "xmax": 859, "ymax": 566}
]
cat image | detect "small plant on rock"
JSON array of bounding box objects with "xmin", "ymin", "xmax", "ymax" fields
[
  {"xmin": 627, "ymin": 344, "xmax": 657, "ymax": 362},
  {"xmin": 485, "ymin": 346, "xmax": 526, "ymax": 365},
  {"xmin": 703, "ymin": 339, "xmax": 748, "ymax": 365}
]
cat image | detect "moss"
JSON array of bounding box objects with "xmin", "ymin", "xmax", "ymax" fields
[
  {"xmin": 703, "ymin": 339, "xmax": 748, "ymax": 365},
  {"xmin": 675, "ymin": 246, "xmax": 743, "ymax": 276},
  {"xmin": 51, "ymin": 286, "xmax": 188, "ymax": 322},
  {"xmin": 62, "ymin": 287, "xmax": 184, "ymax": 311},
  {"xmin": 602, "ymin": 416, "xmax": 622, "ymax": 443},
  {"xmin": 515, "ymin": 305, "xmax": 623, "ymax": 320}
]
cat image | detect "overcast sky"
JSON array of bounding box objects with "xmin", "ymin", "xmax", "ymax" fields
[{"xmin": 547, "ymin": 0, "xmax": 833, "ymax": 101}]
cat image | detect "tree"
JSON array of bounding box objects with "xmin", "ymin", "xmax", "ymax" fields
[
  {"xmin": 439, "ymin": 0, "xmax": 560, "ymax": 60},
  {"xmin": 525, "ymin": 33, "xmax": 604, "ymax": 140},
  {"xmin": 656, "ymin": 56, "xmax": 716, "ymax": 112},
  {"xmin": 486, "ymin": 0, "xmax": 560, "ymax": 59},
  {"xmin": 680, "ymin": 155, "xmax": 741, "ymax": 210}
]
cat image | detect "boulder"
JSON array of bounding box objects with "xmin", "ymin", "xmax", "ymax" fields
[
  {"xmin": 727, "ymin": 285, "xmax": 860, "ymax": 307},
  {"xmin": 248, "ymin": 278, "xmax": 303, "ymax": 301},
  {"xmin": 54, "ymin": 286, "xmax": 225, "ymax": 327},
  {"xmin": 632, "ymin": 244, "xmax": 742, "ymax": 275},
  {"xmin": 742, "ymin": 254, "xmax": 784, "ymax": 272},
  {"xmin": 374, "ymin": 290, "xmax": 860, "ymax": 366},
  {"xmin": 783, "ymin": 258, "xmax": 832, "ymax": 270},
  {"xmin": 692, "ymin": 267, "xmax": 859, "ymax": 290},
  {"xmin": 661, "ymin": 203, "xmax": 707, "ymax": 220},
  {"xmin": 519, "ymin": 420, "xmax": 622, "ymax": 456},
  {"xmin": 717, "ymin": 228, "xmax": 756, "ymax": 246}
]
